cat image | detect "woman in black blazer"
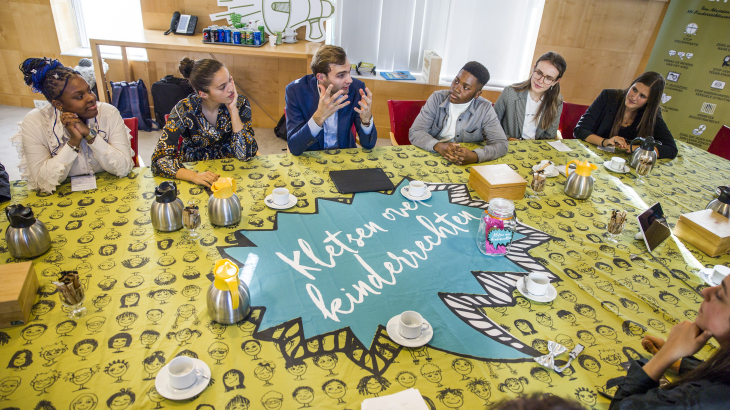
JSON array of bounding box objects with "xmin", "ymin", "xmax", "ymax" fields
[{"xmin": 574, "ymin": 72, "xmax": 677, "ymax": 159}]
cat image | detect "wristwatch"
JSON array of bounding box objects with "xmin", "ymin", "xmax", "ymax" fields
[{"xmin": 84, "ymin": 128, "xmax": 97, "ymax": 144}]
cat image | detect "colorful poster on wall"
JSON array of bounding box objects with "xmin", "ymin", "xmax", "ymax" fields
[{"xmin": 645, "ymin": 0, "xmax": 730, "ymax": 150}]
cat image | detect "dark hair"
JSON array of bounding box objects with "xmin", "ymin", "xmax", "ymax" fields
[
  {"xmin": 313, "ymin": 352, "xmax": 338, "ymax": 366},
  {"xmin": 143, "ymin": 351, "xmax": 165, "ymax": 365},
  {"xmin": 108, "ymin": 332, "xmax": 132, "ymax": 348},
  {"xmin": 609, "ymin": 71, "xmax": 665, "ymax": 141},
  {"xmin": 513, "ymin": 51, "xmax": 567, "ymax": 130},
  {"xmin": 460, "ymin": 61, "xmax": 490, "ymax": 87},
  {"xmin": 73, "ymin": 339, "xmax": 98, "ymax": 355},
  {"xmin": 7, "ymin": 349, "xmax": 33, "ymax": 369},
  {"xmin": 514, "ymin": 319, "xmax": 538, "ymax": 336},
  {"xmin": 322, "ymin": 378, "xmax": 346, "ymax": 391},
  {"xmin": 492, "ymin": 393, "xmax": 584, "ymax": 410},
  {"xmin": 222, "ymin": 369, "xmax": 246, "ymax": 391},
  {"xmin": 19, "ymin": 58, "xmax": 79, "ymax": 102},
  {"xmin": 293, "ymin": 386, "xmax": 314, "ymax": 398},
  {"xmin": 55, "ymin": 320, "xmax": 77, "ymax": 331},
  {"xmin": 357, "ymin": 375, "xmax": 390, "ymax": 395},
  {"xmin": 436, "ymin": 388, "xmax": 463, "ymax": 401},
  {"xmin": 226, "ymin": 395, "xmax": 250, "ymax": 410},
  {"xmin": 34, "ymin": 401, "xmax": 56, "ymax": 410},
  {"xmin": 106, "ymin": 389, "xmax": 135, "ymax": 408},
  {"xmin": 119, "ymin": 293, "xmax": 140, "ymax": 308},
  {"xmin": 667, "ymin": 344, "xmax": 730, "ymax": 389},
  {"xmin": 310, "ymin": 45, "xmax": 348, "ymax": 76},
  {"xmin": 179, "ymin": 58, "xmax": 225, "ymax": 93}
]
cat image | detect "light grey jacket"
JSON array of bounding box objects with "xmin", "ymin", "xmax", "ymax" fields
[
  {"xmin": 408, "ymin": 90, "xmax": 508, "ymax": 163},
  {"xmin": 493, "ymin": 86, "xmax": 562, "ymax": 140}
]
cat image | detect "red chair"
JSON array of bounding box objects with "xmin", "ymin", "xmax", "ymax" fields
[
  {"xmin": 557, "ymin": 102, "xmax": 589, "ymax": 140},
  {"xmin": 122, "ymin": 117, "xmax": 139, "ymax": 167},
  {"xmin": 708, "ymin": 125, "xmax": 730, "ymax": 161},
  {"xmin": 387, "ymin": 100, "xmax": 427, "ymax": 146}
]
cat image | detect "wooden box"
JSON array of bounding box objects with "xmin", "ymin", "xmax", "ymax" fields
[
  {"xmin": 469, "ymin": 164, "xmax": 527, "ymax": 202},
  {"xmin": 422, "ymin": 50, "xmax": 442, "ymax": 85},
  {"xmin": 673, "ymin": 209, "xmax": 730, "ymax": 257},
  {"xmin": 0, "ymin": 262, "xmax": 39, "ymax": 328}
]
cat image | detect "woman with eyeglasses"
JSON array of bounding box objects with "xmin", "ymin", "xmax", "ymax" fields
[
  {"xmin": 12, "ymin": 58, "xmax": 134, "ymax": 194},
  {"xmin": 574, "ymin": 71, "xmax": 677, "ymax": 159},
  {"xmin": 494, "ymin": 51, "xmax": 567, "ymax": 141}
]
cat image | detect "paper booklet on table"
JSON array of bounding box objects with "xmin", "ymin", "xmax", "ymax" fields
[
  {"xmin": 329, "ymin": 168, "xmax": 395, "ymax": 194},
  {"xmin": 361, "ymin": 388, "xmax": 430, "ymax": 410}
]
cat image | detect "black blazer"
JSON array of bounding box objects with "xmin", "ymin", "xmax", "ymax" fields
[{"xmin": 574, "ymin": 89, "xmax": 677, "ymax": 159}]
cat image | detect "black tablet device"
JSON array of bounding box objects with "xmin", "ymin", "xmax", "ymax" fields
[
  {"xmin": 329, "ymin": 168, "xmax": 394, "ymax": 194},
  {"xmin": 637, "ymin": 202, "xmax": 672, "ymax": 253}
]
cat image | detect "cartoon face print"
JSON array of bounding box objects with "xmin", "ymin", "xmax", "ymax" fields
[
  {"xmin": 578, "ymin": 355, "xmax": 602, "ymax": 377},
  {"xmin": 181, "ymin": 285, "xmax": 201, "ymax": 301},
  {"xmin": 55, "ymin": 319, "xmax": 77, "ymax": 336},
  {"xmin": 206, "ymin": 321, "xmax": 227, "ymax": 339},
  {"xmin": 574, "ymin": 388, "xmax": 598, "ymax": 409},
  {"xmin": 322, "ymin": 379, "xmax": 347, "ymax": 404},
  {"xmin": 577, "ymin": 330, "xmax": 597, "ymax": 347},
  {"xmin": 555, "ymin": 334, "xmax": 575, "ymax": 349},
  {"xmin": 648, "ymin": 318, "xmax": 666, "ymax": 333},
  {"xmin": 107, "ymin": 388, "xmax": 136, "ymax": 410},
  {"xmin": 498, "ymin": 377, "xmax": 528, "ymax": 396},
  {"xmin": 146, "ymin": 386, "xmax": 165, "ymax": 407},
  {"xmin": 465, "ymin": 378, "xmax": 491, "ymax": 404},
  {"xmin": 596, "ymin": 325, "xmax": 621, "ymax": 343},
  {"xmin": 123, "ymin": 275, "xmax": 144, "ymax": 289},
  {"xmin": 31, "ymin": 370, "xmax": 61, "ymax": 394},
  {"xmin": 146, "ymin": 309, "xmax": 164, "ymax": 325},
  {"xmin": 514, "ymin": 296, "xmax": 534, "ymax": 312},
  {"xmin": 65, "ymin": 365, "xmax": 100, "ymax": 390},
  {"xmin": 535, "ymin": 312, "xmax": 557, "ymax": 331},
  {"xmin": 147, "ymin": 288, "xmax": 177, "ymax": 304},
  {"xmin": 622, "ymin": 320, "xmax": 647, "ymax": 338},
  {"xmin": 92, "ymin": 294, "xmax": 112, "ymax": 312},
  {"xmin": 313, "ymin": 353, "xmax": 338, "ymax": 376},
  {"xmin": 40, "ymin": 341, "xmax": 68, "ymax": 366},
  {"xmin": 104, "ymin": 359, "xmax": 129, "ymax": 382},
  {"xmin": 437, "ymin": 389, "xmax": 464, "ymax": 409},
  {"xmin": 357, "ymin": 375, "xmax": 390, "ymax": 397},
  {"xmin": 293, "ymin": 386, "xmax": 314, "ymax": 407},
  {"xmin": 242, "ymin": 340, "xmax": 262, "ymax": 360},
  {"xmin": 255, "ymin": 361, "xmax": 276, "ymax": 386},
  {"xmin": 261, "ymin": 391, "xmax": 283, "ymax": 410},
  {"xmin": 73, "ymin": 339, "xmax": 99, "ymax": 360},
  {"xmin": 559, "ymin": 290, "xmax": 578, "ymax": 304},
  {"xmin": 154, "ymin": 271, "xmax": 176, "ymax": 286},
  {"xmin": 119, "ymin": 293, "xmax": 140, "ymax": 309},
  {"xmin": 599, "ymin": 349, "xmax": 624, "ymax": 371},
  {"xmin": 208, "ymin": 342, "xmax": 229, "ymax": 365},
  {"xmin": 286, "ymin": 362, "xmax": 308, "ymax": 381},
  {"xmin": 0, "ymin": 376, "xmax": 21, "ymax": 399},
  {"xmin": 420, "ymin": 363, "xmax": 443, "ymax": 387},
  {"xmin": 21, "ymin": 323, "xmax": 47, "ymax": 345},
  {"xmin": 395, "ymin": 371, "xmax": 416, "ymax": 388},
  {"xmin": 556, "ymin": 310, "xmax": 578, "ymax": 326},
  {"xmin": 140, "ymin": 330, "xmax": 160, "ymax": 348},
  {"xmin": 575, "ymin": 304, "xmax": 601, "ymax": 323},
  {"xmin": 238, "ymin": 320, "xmax": 257, "ymax": 336},
  {"xmin": 31, "ymin": 300, "xmax": 56, "ymax": 320},
  {"xmin": 7, "ymin": 350, "xmax": 33, "ymax": 370},
  {"xmin": 451, "ymin": 358, "xmax": 473, "ymax": 380},
  {"xmin": 529, "ymin": 367, "xmax": 553, "ymax": 387},
  {"xmin": 115, "ymin": 312, "xmax": 138, "ymax": 331}
]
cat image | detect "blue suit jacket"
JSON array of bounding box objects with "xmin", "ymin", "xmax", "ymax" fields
[{"xmin": 285, "ymin": 74, "xmax": 377, "ymax": 155}]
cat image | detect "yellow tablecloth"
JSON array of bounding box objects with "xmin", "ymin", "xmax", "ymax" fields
[{"xmin": 1, "ymin": 140, "xmax": 728, "ymax": 410}]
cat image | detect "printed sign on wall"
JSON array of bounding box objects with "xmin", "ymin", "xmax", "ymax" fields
[{"xmin": 645, "ymin": 0, "xmax": 730, "ymax": 150}]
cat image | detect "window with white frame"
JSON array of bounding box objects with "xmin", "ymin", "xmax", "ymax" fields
[
  {"xmin": 331, "ymin": 0, "xmax": 545, "ymax": 89},
  {"xmin": 70, "ymin": 0, "xmax": 148, "ymax": 60}
]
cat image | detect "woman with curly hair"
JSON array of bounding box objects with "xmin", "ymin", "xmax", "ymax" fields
[{"xmin": 12, "ymin": 58, "xmax": 134, "ymax": 193}]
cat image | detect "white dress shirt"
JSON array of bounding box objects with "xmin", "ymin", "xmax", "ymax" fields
[{"xmin": 11, "ymin": 102, "xmax": 135, "ymax": 193}]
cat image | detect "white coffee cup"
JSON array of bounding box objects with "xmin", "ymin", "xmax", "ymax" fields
[
  {"xmin": 538, "ymin": 160, "xmax": 555, "ymax": 175},
  {"xmin": 610, "ymin": 157, "xmax": 626, "ymax": 171},
  {"xmin": 712, "ymin": 265, "xmax": 730, "ymax": 285},
  {"xmin": 398, "ymin": 311, "xmax": 430, "ymax": 339},
  {"xmin": 167, "ymin": 356, "xmax": 198, "ymax": 390},
  {"xmin": 272, "ymin": 188, "xmax": 290, "ymax": 206},
  {"xmin": 408, "ymin": 181, "xmax": 426, "ymax": 198},
  {"xmin": 268, "ymin": 36, "xmax": 276, "ymax": 46},
  {"xmin": 525, "ymin": 272, "xmax": 549, "ymax": 296}
]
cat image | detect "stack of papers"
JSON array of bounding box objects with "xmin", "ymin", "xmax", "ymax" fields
[{"xmin": 361, "ymin": 388, "xmax": 430, "ymax": 410}]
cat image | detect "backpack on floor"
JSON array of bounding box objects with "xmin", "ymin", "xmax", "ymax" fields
[
  {"xmin": 110, "ymin": 79, "xmax": 157, "ymax": 132},
  {"xmin": 151, "ymin": 75, "xmax": 194, "ymax": 127},
  {"xmin": 274, "ymin": 114, "xmax": 287, "ymax": 140}
]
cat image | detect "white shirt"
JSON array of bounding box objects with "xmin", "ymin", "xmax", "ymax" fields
[
  {"xmin": 307, "ymin": 85, "xmax": 374, "ymax": 148},
  {"xmin": 438, "ymin": 100, "xmax": 472, "ymax": 142},
  {"xmin": 11, "ymin": 102, "xmax": 134, "ymax": 193},
  {"xmin": 521, "ymin": 96, "xmax": 541, "ymax": 140}
]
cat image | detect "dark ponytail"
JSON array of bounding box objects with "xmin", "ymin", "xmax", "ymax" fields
[
  {"xmin": 179, "ymin": 57, "xmax": 224, "ymax": 93},
  {"xmin": 19, "ymin": 57, "xmax": 78, "ymax": 102}
]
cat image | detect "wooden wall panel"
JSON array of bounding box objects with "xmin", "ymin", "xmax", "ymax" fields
[{"xmin": 532, "ymin": 0, "xmax": 669, "ymax": 107}]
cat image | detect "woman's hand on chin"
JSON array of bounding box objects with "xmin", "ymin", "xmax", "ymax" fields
[{"xmin": 660, "ymin": 321, "xmax": 712, "ymax": 362}]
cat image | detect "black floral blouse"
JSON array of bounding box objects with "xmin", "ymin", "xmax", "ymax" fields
[{"xmin": 151, "ymin": 94, "xmax": 258, "ymax": 178}]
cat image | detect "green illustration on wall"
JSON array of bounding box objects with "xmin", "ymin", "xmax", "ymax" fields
[{"xmin": 210, "ymin": 0, "xmax": 335, "ymax": 41}]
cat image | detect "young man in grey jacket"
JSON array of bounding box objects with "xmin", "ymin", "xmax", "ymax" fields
[{"xmin": 409, "ymin": 61, "xmax": 508, "ymax": 165}]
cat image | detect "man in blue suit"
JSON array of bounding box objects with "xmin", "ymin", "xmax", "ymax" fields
[{"xmin": 285, "ymin": 45, "xmax": 377, "ymax": 155}]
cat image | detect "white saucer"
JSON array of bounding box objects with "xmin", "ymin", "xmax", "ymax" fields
[
  {"xmin": 603, "ymin": 161, "xmax": 630, "ymax": 174},
  {"xmin": 515, "ymin": 277, "xmax": 557, "ymax": 302},
  {"xmin": 401, "ymin": 186, "xmax": 432, "ymax": 201},
  {"xmin": 386, "ymin": 314, "xmax": 433, "ymax": 348},
  {"xmin": 532, "ymin": 163, "xmax": 559, "ymax": 178},
  {"xmin": 265, "ymin": 194, "xmax": 297, "ymax": 210},
  {"xmin": 155, "ymin": 358, "xmax": 211, "ymax": 400},
  {"xmin": 699, "ymin": 267, "xmax": 728, "ymax": 287}
]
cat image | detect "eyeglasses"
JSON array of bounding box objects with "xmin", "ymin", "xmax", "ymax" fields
[{"xmin": 532, "ymin": 69, "xmax": 557, "ymax": 85}]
